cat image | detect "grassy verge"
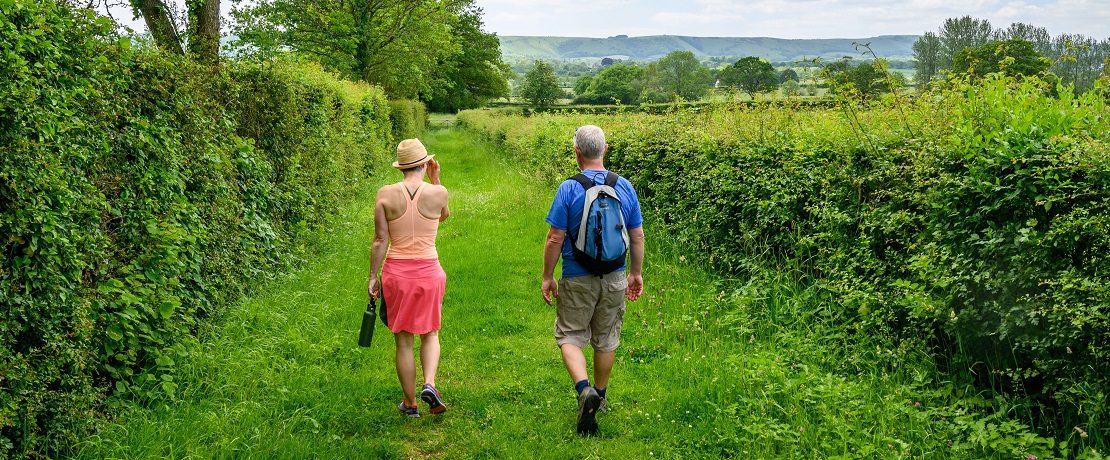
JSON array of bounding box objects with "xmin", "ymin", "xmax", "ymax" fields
[{"xmin": 79, "ymin": 127, "xmax": 1029, "ymax": 458}]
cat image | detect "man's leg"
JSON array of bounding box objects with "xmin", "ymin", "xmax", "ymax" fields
[
  {"xmin": 560, "ymin": 343, "xmax": 589, "ymax": 383},
  {"xmin": 591, "ymin": 272, "xmax": 628, "ymax": 407},
  {"xmin": 419, "ymin": 331, "xmax": 440, "ymax": 386},
  {"xmin": 395, "ymin": 332, "xmax": 417, "ymax": 406},
  {"xmin": 555, "ymin": 276, "xmax": 602, "ymax": 434},
  {"xmin": 592, "ymin": 350, "xmax": 615, "ymax": 390}
]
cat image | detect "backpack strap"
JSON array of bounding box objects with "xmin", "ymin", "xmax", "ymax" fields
[
  {"xmin": 570, "ymin": 174, "xmax": 593, "ymax": 191},
  {"xmin": 570, "ymin": 172, "xmax": 619, "ymax": 190},
  {"xmin": 603, "ymin": 172, "xmax": 619, "ymax": 188}
]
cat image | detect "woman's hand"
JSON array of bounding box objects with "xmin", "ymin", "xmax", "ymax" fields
[
  {"xmin": 367, "ymin": 277, "xmax": 381, "ymax": 300},
  {"xmin": 426, "ymin": 159, "xmax": 441, "ymax": 185}
]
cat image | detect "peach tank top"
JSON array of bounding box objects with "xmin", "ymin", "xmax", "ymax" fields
[{"xmin": 386, "ymin": 182, "xmax": 439, "ymax": 259}]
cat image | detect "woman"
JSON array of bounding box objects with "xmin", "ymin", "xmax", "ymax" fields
[{"xmin": 367, "ymin": 138, "xmax": 450, "ymax": 417}]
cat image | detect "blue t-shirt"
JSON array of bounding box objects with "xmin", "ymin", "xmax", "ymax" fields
[{"xmin": 546, "ymin": 169, "xmax": 643, "ymax": 278}]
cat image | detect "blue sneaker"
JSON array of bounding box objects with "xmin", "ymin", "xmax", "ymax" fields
[
  {"xmin": 398, "ymin": 401, "xmax": 420, "ymax": 418},
  {"xmin": 421, "ymin": 383, "xmax": 447, "ymax": 414}
]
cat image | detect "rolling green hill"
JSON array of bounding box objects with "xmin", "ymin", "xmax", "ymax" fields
[{"xmin": 499, "ymin": 35, "xmax": 919, "ymax": 62}]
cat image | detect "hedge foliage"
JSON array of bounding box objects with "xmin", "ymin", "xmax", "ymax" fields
[
  {"xmin": 459, "ymin": 77, "xmax": 1110, "ymax": 448},
  {"xmin": 0, "ymin": 1, "xmax": 390, "ymax": 456},
  {"xmin": 388, "ymin": 99, "xmax": 427, "ymax": 142}
]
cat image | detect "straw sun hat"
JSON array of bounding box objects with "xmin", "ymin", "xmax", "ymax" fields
[{"xmin": 393, "ymin": 138, "xmax": 435, "ymax": 169}]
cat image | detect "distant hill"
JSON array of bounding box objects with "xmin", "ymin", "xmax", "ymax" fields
[{"xmin": 499, "ymin": 35, "xmax": 919, "ymax": 62}]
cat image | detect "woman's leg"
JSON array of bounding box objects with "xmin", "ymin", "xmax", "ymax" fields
[
  {"xmin": 395, "ymin": 332, "xmax": 417, "ymax": 406},
  {"xmin": 419, "ymin": 331, "xmax": 441, "ymax": 386}
]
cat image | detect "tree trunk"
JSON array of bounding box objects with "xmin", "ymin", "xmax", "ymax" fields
[
  {"xmin": 133, "ymin": 0, "xmax": 184, "ymax": 54},
  {"xmin": 188, "ymin": 0, "xmax": 221, "ymax": 63}
]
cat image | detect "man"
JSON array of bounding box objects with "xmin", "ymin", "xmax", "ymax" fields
[{"xmin": 541, "ymin": 125, "xmax": 645, "ymax": 435}]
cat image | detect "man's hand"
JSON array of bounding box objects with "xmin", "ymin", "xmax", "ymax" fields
[
  {"xmin": 626, "ymin": 274, "xmax": 643, "ymax": 301},
  {"xmin": 426, "ymin": 159, "xmax": 441, "ymax": 185},
  {"xmin": 367, "ymin": 277, "xmax": 380, "ymax": 300},
  {"xmin": 542, "ymin": 277, "xmax": 559, "ymax": 305}
]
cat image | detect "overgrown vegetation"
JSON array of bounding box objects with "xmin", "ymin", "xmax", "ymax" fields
[
  {"xmin": 72, "ymin": 127, "xmax": 1073, "ymax": 459},
  {"xmin": 459, "ymin": 74, "xmax": 1109, "ymax": 456},
  {"xmin": 0, "ymin": 2, "xmax": 394, "ymax": 456},
  {"xmin": 388, "ymin": 99, "xmax": 429, "ymax": 142}
]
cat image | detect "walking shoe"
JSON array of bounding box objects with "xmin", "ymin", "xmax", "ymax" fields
[
  {"xmin": 576, "ymin": 386, "xmax": 601, "ymax": 435},
  {"xmin": 398, "ymin": 401, "xmax": 420, "ymax": 418},
  {"xmin": 420, "ymin": 383, "xmax": 447, "ymax": 415},
  {"xmin": 599, "ymin": 397, "xmax": 609, "ymax": 412}
]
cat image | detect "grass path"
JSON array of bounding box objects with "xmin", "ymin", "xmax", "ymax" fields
[{"xmin": 79, "ymin": 127, "xmax": 952, "ymax": 458}]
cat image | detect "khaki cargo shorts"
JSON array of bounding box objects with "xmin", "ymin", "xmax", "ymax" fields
[{"xmin": 554, "ymin": 272, "xmax": 627, "ymax": 352}]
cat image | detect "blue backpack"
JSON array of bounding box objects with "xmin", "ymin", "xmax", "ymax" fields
[{"xmin": 569, "ymin": 172, "xmax": 629, "ymax": 276}]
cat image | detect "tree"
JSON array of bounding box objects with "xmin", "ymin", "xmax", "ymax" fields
[
  {"xmin": 421, "ymin": 6, "xmax": 510, "ymax": 112},
  {"xmin": 573, "ymin": 74, "xmax": 594, "ymax": 98},
  {"xmin": 823, "ymin": 60, "xmax": 894, "ymax": 101},
  {"xmin": 912, "ymin": 32, "xmax": 942, "ymax": 86},
  {"xmin": 779, "ymin": 68, "xmax": 799, "ymax": 83},
  {"xmin": 952, "ymin": 38, "xmax": 1051, "ymax": 80},
  {"xmin": 1049, "ymin": 34, "xmax": 1110, "ymax": 92},
  {"xmin": 719, "ymin": 56, "xmax": 778, "ymax": 99},
  {"xmin": 234, "ymin": 0, "xmax": 461, "ymax": 98},
  {"xmin": 781, "ymin": 79, "xmax": 800, "ymax": 97},
  {"xmin": 937, "ymin": 16, "xmax": 995, "ymax": 69},
  {"xmin": 126, "ymin": 0, "xmax": 221, "ymax": 62},
  {"xmin": 643, "ymin": 51, "xmax": 710, "ymax": 102},
  {"xmin": 1000, "ymin": 22, "xmax": 1052, "ymax": 55},
  {"xmin": 520, "ymin": 60, "xmax": 563, "ymax": 108},
  {"xmin": 582, "ymin": 63, "xmax": 643, "ymax": 104}
]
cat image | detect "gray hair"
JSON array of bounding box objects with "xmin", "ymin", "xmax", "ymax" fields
[{"xmin": 573, "ymin": 125, "xmax": 606, "ymax": 159}]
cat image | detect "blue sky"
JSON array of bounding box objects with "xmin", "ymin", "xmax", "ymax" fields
[{"xmin": 474, "ymin": 0, "xmax": 1110, "ymax": 38}]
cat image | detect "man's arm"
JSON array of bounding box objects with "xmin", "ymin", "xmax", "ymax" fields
[
  {"xmin": 542, "ymin": 227, "xmax": 565, "ymax": 305},
  {"xmin": 367, "ymin": 193, "xmax": 390, "ymax": 299},
  {"xmin": 626, "ymin": 227, "xmax": 645, "ymax": 301}
]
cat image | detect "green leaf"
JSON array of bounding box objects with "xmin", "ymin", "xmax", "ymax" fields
[
  {"xmin": 107, "ymin": 324, "xmax": 123, "ymax": 342},
  {"xmin": 159, "ymin": 299, "xmax": 179, "ymax": 319},
  {"xmin": 161, "ymin": 380, "xmax": 178, "ymax": 397}
]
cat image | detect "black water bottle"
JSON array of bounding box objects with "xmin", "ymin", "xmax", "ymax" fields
[{"xmin": 358, "ymin": 298, "xmax": 377, "ymax": 347}]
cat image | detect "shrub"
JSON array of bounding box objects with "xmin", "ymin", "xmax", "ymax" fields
[
  {"xmin": 0, "ymin": 2, "xmax": 390, "ymax": 456},
  {"xmin": 459, "ymin": 76, "xmax": 1110, "ymax": 449},
  {"xmin": 388, "ymin": 99, "xmax": 427, "ymax": 142}
]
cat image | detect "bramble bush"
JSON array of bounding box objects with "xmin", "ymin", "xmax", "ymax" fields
[
  {"xmin": 0, "ymin": 1, "xmax": 390, "ymax": 456},
  {"xmin": 459, "ymin": 76, "xmax": 1109, "ymax": 453}
]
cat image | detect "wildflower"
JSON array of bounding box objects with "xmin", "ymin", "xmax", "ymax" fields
[{"xmin": 1025, "ymin": 455, "xmax": 1037, "ymax": 460}]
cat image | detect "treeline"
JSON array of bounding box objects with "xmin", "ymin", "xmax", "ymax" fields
[
  {"xmin": 913, "ymin": 16, "xmax": 1109, "ymax": 91},
  {"xmin": 459, "ymin": 73, "xmax": 1110, "ymax": 454},
  {"xmin": 0, "ymin": 1, "xmax": 440, "ymax": 457},
  {"xmin": 230, "ymin": 0, "xmax": 511, "ymax": 112},
  {"xmin": 517, "ymin": 52, "xmax": 906, "ymax": 108}
]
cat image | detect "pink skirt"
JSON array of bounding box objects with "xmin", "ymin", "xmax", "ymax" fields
[{"xmin": 381, "ymin": 258, "xmax": 446, "ymax": 334}]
